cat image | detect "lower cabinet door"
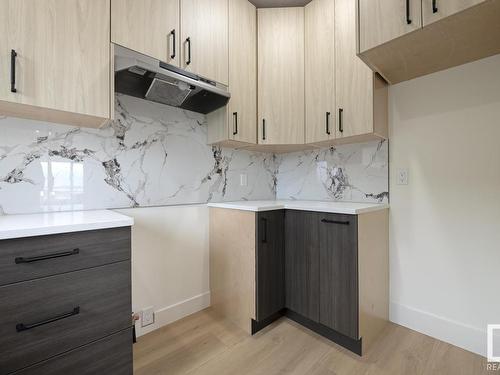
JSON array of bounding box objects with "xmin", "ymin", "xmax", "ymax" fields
[
  {"xmin": 11, "ymin": 329, "xmax": 133, "ymax": 375},
  {"xmin": 256, "ymin": 210, "xmax": 285, "ymax": 321},
  {"xmin": 285, "ymin": 210, "xmax": 320, "ymax": 322},
  {"xmin": 319, "ymin": 213, "xmax": 359, "ymax": 339}
]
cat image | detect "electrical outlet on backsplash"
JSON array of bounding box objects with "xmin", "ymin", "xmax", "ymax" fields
[{"xmin": 0, "ymin": 95, "xmax": 388, "ymax": 214}]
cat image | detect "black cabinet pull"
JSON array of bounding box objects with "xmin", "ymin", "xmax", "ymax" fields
[
  {"xmin": 170, "ymin": 29, "xmax": 176, "ymax": 59},
  {"xmin": 16, "ymin": 307, "xmax": 80, "ymax": 332},
  {"xmin": 262, "ymin": 119, "xmax": 266, "ymax": 140},
  {"xmin": 406, "ymin": 0, "xmax": 412, "ymax": 24},
  {"xmin": 432, "ymin": 0, "xmax": 438, "ymax": 13},
  {"xmin": 261, "ymin": 217, "xmax": 268, "ymax": 243},
  {"xmin": 185, "ymin": 37, "xmax": 191, "ymax": 65},
  {"xmin": 338, "ymin": 108, "xmax": 344, "ymax": 133},
  {"xmin": 326, "ymin": 111, "xmax": 331, "ymax": 135},
  {"xmin": 232, "ymin": 112, "xmax": 238, "ymax": 135},
  {"xmin": 321, "ymin": 218, "xmax": 350, "ymax": 226},
  {"xmin": 11, "ymin": 49, "xmax": 17, "ymax": 93},
  {"xmin": 15, "ymin": 248, "xmax": 80, "ymax": 264}
]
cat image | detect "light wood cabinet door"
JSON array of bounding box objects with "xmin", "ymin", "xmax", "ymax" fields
[
  {"xmin": 335, "ymin": 0, "xmax": 375, "ymax": 139},
  {"xmin": 180, "ymin": 0, "xmax": 229, "ymax": 85},
  {"xmin": 258, "ymin": 7, "xmax": 305, "ymax": 145},
  {"xmin": 0, "ymin": 0, "xmax": 111, "ymax": 121},
  {"xmin": 358, "ymin": 0, "xmax": 422, "ymax": 53},
  {"xmin": 305, "ymin": 0, "xmax": 335, "ymax": 144},
  {"xmin": 422, "ymin": 0, "xmax": 486, "ymax": 25},
  {"xmin": 111, "ymin": 0, "xmax": 180, "ymax": 66},
  {"xmin": 228, "ymin": 0, "xmax": 257, "ymax": 144}
]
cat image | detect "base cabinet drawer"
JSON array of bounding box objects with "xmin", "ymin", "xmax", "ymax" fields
[
  {"xmin": 11, "ymin": 328, "xmax": 133, "ymax": 375},
  {"xmin": 0, "ymin": 227, "xmax": 131, "ymax": 286},
  {"xmin": 0, "ymin": 262, "xmax": 131, "ymax": 374}
]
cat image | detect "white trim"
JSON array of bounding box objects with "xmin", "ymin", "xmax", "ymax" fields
[
  {"xmin": 136, "ymin": 292, "xmax": 211, "ymax": 337},
  {"xmin": 390, "ymin": 301, "xmax": 487, "ymax": 357}
]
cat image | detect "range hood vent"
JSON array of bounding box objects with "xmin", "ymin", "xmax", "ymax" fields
[{"xmin": 114, "ymin": 45, "xmax": 230, "ymax": 114}]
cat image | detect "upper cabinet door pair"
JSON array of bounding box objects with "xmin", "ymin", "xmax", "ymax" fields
[
  {"xmin": 358, "ymin": 0, "xmax": 486, "ymax": 53},
  {"xmin": 305, "ymin": 0, "xmax": 387, "ymax": 144},
  {"xmin": 111, "ymin": 0, "xmax": 229, "ymax": 85}
]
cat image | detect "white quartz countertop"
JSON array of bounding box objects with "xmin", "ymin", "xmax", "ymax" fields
[
  {"xmin": 207, "ymin": 200, "xmax": 389, "ymax": 215},
  {"xmin": 0, "ymin": 210, "xmax": 134, "ymax": 240}
]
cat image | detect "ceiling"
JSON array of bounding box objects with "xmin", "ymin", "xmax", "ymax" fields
[{"xmin": 249, "ymin": 0, "xmax": 312, "ymax": 8}]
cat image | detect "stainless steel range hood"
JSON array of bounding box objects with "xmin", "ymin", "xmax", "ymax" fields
[{"xmin": 114, "ymin": 45, "xmax": 230, "ymax": 114}]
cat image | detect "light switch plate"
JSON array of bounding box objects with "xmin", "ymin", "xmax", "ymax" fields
[
  {"xmin": 397, "ymin": 168, "xmax": 409, "ymax": 185},
  {"xmin": 240, "ymin": 174, "xmax": 248, "ymax": 186}
]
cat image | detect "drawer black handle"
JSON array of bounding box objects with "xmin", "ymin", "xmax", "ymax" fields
[
  {"xmin": 432, "ymin": 0, "xmax": 438, "ymax": 13},
  {"xmin": 261, "ymin": 217, "xmax": 268, "ymax": 243},
  {"xmin": 16, "ymin": 306, "xmax": 80, "ymax": 332},
  {"xmin": 233, "ymin": 112, "xmax": 238, "ymax": 135},
  {"xmin": 170, "ymin": 29, "xmax": 176, "ymax": 59},
  {"xmin": 15, "ymin": 248, "xmax": 80, "ymax": 264},
  {"xmin": 326, "ymin": 111, "xmax": 331, "ymax": 135},
  {"xmin": 11, "ymin": 49, "xmax": 17, "ymax": 93},
  {"xmin": 321, "ymin": 218, "xmax": 350, "ymax": 226},
  {"xmin": 185, "ymin": 37, "xmax": 191, "ymax": 65},
  {"xmin": 262, "ymin": 119, "xmax": 266, "ymax": 140},
  {"xmin": 406, "ymin": 0, "xmax": 412, "ymax": 24},
  {"xmin": 338, "ymin": 108, "xmax": 344, "ymax": 133}
]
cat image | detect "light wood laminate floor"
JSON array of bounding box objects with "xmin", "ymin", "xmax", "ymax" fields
[{"xmin": 134, "ymin": 308, "xmax": 490, "ymax": 375}]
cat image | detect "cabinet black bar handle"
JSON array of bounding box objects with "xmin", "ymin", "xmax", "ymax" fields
[
  {"xmin": 233, "ymin": 112, "xmax": 238, "ymax": 135},
  {"xmin": 15, "ymin": 248, "xmax": 80, "ymax": 264},
  {"xmin": 16, "ymin": 307, "xmax": 80, "ymax": 332},
  {"xmin": 186, "ymin": 37, "xmax": 191, "ymax": 65},
  {"xmin": 261, "ymin": 217, "xmax": 268, "ymax": 243},
  {"xmin": 11, "ymin": 49, "xmax": 17, "ymax": 93},
  {"xmin": 321, "ymin": 218, "xmax": 350, "ymax": 226},
  {"xmin": 326, "ymin": 111, "xmax": 331, "ymax": 135},
  {"xmin": 338, "ymin": 108, "xmax": 344, "ymax": 133},
  {"xmin": 406, "ymin": 0, "xmax": 412, "ymax": 24},
  {"xmin": 432, "ymin": 0, "xmax": 438, "ymax": 13},
  {"xmin": 170, "ymin": 29, "xmax": 176, "ymax": 59},
  {"xmin": 262, "ymin": 119, "xmax": 266, "ymax": 140}
]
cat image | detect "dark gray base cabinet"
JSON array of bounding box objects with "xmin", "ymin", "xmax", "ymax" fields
[
  {"xmin": 255, "ymin": 211, "xmax": 285, "ymax": 322},
  {"xmin": 285, "ymin": 210, "xmax": 359, "ymax": 340},
  {"xmin": 0, "ymin": 227, "xmax": 133, "ymax": 375}
]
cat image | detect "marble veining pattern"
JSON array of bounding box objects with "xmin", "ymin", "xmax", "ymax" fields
[
  {"xmin": 0, "ymin": 95, "xmax": 388, "ymax": 214},
  {"xmin": 0, "ymin": 95, "xmax": 277, "ymax": 214},
  {"xmin": 276, "ymin": 141, "xmax": 389, "ymax": 203}
]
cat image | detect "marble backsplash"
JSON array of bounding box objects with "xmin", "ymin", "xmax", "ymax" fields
[{"xmin": 0, "ymin": 95, "xmax": 387, "ymax": 214}]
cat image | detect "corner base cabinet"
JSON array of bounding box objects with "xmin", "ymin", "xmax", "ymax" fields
[
  {"xmin": 209, "ymin": 206, "xmax": 388, "ymax": 355},
  {"xmin": 0, "ymin": 227, "xmax": 133, "ymax": 375}
]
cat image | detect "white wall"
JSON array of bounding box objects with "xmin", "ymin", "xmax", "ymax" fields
[
  {"xmin": 117, "ymin": 205, "xmax": 210, "ymax": 336},
  {"xmin": 389, "ymin": 54, "xmax": 500, "ymax": 356}
]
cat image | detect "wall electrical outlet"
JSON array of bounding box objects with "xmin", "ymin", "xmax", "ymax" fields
[
  {"xmin": 240, "ymin": 173, "xmax": 248, "ymax": 187},
  {"xmin": 141, "ymin": 307, "xmax": 155, "ymax": 327},
  {"xmin": 397, "ymin": 168, "xmax": 409, "ymax": 185}
]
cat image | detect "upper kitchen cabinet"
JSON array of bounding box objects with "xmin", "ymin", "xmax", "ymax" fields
[
  {"xmin": 0, "ymin": 0, "xmax": 112, "ymax": 128},
  {"xmin": 111, "ymin": 0, "xmax": 180, "ymax": 66},
  {"xmin": 358, "ymin": 0, "xmax": 422, "ymax": 53},
  {"xmin": 335, "ymin": 0, "xmax": 388, "ymax": 142},
  {"xmin": 207, "ymin": 0, "xmax": 257, "ymax": 146},
  {"xmin": 258, "ymin": 7, "xmax": 305, "ymax": 146},
  {"xmin": 358, "ymin": 0, "xmax": 500, "ymax": 84},
  {"xmin": 180, "ymin": 0, "xmax": 229, "ymax": 85},
  {"xmin": 305, "ymin": 0, "xmax": 336, "ymax": 144},
  {"xmin": 422, "ymin": 0, "xmax": 486, "ymax": 25}
]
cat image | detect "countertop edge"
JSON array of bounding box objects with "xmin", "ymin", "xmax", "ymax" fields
[{"xmin": 207, "ymin": 201, "xmax": 389, "ymax": 215}]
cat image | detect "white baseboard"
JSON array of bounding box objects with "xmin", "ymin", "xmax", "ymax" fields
[
  {"xmin": 390, "ymin": 301, "xmax": 487, "ymax": 357},
  {"xmin": 136, "ymin": 291, "xmax": 211, "ymax": 337}
]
